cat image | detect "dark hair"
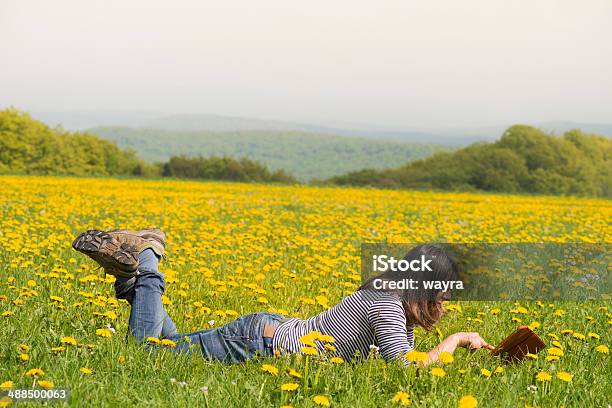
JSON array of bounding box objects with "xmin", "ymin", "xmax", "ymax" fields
[{"xmin": 359, "ymin": 244, "xmax": 459, "ymax": 330}]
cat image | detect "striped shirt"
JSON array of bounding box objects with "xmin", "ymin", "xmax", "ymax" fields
[{"xmin": 272, "ymin": 290, "xmax": 414, "ymax": 363}]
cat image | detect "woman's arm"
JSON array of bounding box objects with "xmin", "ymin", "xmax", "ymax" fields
[{"xmin": 425, "ymin": 332, "xmax": 494, "ymax": 365}]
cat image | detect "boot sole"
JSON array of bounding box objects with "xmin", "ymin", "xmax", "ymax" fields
[{"xmin": 72, "ymin": 229, "xmax": 139, "ymax": 273}]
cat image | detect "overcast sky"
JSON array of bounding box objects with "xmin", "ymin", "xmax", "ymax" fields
[{"xmin": 1, "ymin": 0, "xmax": 611, "ymax": 129}]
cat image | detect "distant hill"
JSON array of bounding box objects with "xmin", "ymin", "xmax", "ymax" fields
[
  {"xmin": 328, "ymin": 125, "xmax": 612, "ymax": 197},
  {"xmin": 136, "ymin": 115, "xmax": 612, "ymax": 144},
  {"xmin": 144, "ymin": 113, "xmax": 320, "ymax": 133},
  {"xmin": 32, "ymin": 110, "xmax": 612, "ymax": 146},
  {"xmin": 140, "ymin": 113, "xmax": 441, "ymax": 143},
  {"xmin": 32, "ymin": 111, "xmax": 441, "ymax": 141},
  {"xmin": 91, "ymin": 126, "xmax": 450, "ymax": 181}
]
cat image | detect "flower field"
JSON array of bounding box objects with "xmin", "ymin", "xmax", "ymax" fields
[{"xmin": 0, "ymin": 175, "xmax": 610, "ymax": 407}]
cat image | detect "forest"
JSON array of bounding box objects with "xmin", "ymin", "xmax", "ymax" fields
[
  {"xmin": 91, "ymin": 126, "xmax": 447, "ymax": 181},
  {"xmin": 328, "ymin": 125, "xmax": 611, "ymax": 197}
]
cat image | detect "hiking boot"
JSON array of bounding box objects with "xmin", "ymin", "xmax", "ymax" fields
[
  {"xmin": 105, "ymin": 228, "xmax": 166, "ymax": 299},
  {"xmin": 108, "ymin": 228, "xmax": 166, "ymax": 259},
  {"xmin": 73, "ymin": 228, "xmax": 166, "ymax": 278},
  {"xmin": 72, "ymin": 229, "xmax": 140, "ymax": 278}
]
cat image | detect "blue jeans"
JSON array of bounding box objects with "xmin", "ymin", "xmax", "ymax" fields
[{"xmin": 116, "ymin": 249, "xmax": 284, "ymax": 362}]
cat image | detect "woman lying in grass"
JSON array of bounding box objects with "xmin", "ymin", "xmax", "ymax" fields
[{"xmin": 72, "ymin": 228, "xmax": 493, "ymax": 364}]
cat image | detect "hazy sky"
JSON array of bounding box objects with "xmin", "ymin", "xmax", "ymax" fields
[{"xmin": 1, "ymin": 0, "xmax": 611, "ymax": 129}]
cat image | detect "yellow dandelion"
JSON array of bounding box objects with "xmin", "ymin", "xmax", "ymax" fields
[
  {"xmin": 19, "ymin": 353, "xmax": 29, "ymax": 361},
  {"xmin": 330, "ymin": 356, "xmax": 344, "ymax": 364},
  {"xmin": 405, "ymin": 351, "xmax": 428, "ymax": 363},
  {"xmin": 25, "ymin": 368, "xmax": 45, "ymax": 377},
  {"xmin": 103, "ymin": 311, "xmax": 117, "ymax": 320},
  {"xmin": 38, "ymin": 380, "xmax": 54, "ymax": 389},
  {"xmin": 60, "ymin": 336, "xmax": 77, "ymax": 346},
  {"xmin": 458, "ymin": 395, "xmax": 478, "ymax": 408},
  {"xmin": 431, "ymin": 367, "xmax": 446, "ymax": 377},
  {"xmin": 288, "ymin": 368, "xmax": 302, "ymax": 378},
  {"xmin": 391, "ymin": 390, "xmax": 411, "ymax": 406},
  {"xmin": 556, "ymin": 371, "xmax": 572, "ymax": 382},
  {"xmin": 261, "ymin": 364, "xmax": 279, "ymax": 375},
  {"xmin": 96, "ymin": 328, "xmax": 112, "ymax": 338},
  {"xmin": 301, "ymin": 346, "xmax": 318, "ymax": 356},
  {"xmin": 80, "ymin": 368, "xmax": 93, "ymax": 375},
  {"xmin": 439, "ymin": 351, "xmax": 454, "ymax": 364},
  {"xmin": 313, "ymin": 395, "xmax": 331, "ymax": 407},
  {"xmin": 445, "ymin": 304, "xmax": 462, "ymax": 312},
  {"xmin": 161, "ymin": 339, "xmax": 177, "ymax": 348},
  {"xmin": 481, "ymin": 368, "xmax": 492, "ymax": 378},
  {"xmin": 299, "ymin": 331, "xmax": 320, "ymax": 347},
  {"xmin": 281, "ymin": 383, "xmax": 299, "ymax": 392},
  {"xmin": 146, "ymin": 337, "xmax": 161, "ymax": 345},
  {"xmin": 536, "ymin": 371, "xmax": 552, "ymax": 382},
  {"xmin": 0, "ymin": 381, "xmax": 13, "ymax": 390},
  {"xmin": 595, "ymin": 345, "xmax": 609, "ymax": 354},
  {"xmin": 324, "ymin": 344, "xmax": 336, "ymax": 352}
]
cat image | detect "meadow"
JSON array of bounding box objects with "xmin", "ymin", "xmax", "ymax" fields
[{"xmin": 0, "ymin": 175, "xmax": 610, "ymax": 407}]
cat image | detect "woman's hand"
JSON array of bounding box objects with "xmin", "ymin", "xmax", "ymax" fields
[
  {"xmin": 453, "ymin": 332, "xmax": 495, "ymax": 351},
  {"xmin": 425, "ymin": 331, "xmax": 493, "ymax": 365}
]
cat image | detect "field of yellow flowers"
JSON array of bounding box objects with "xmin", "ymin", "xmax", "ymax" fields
[{"xmin": 0, "ymin": 175, "xmax": 610, "ymax": 407}]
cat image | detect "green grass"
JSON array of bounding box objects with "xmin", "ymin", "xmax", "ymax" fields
[
  {"xmin": 2, "ymin": 292, "xmax": 609, "ymax": 407},
  {"xmin": 0, "ymin": 175, "xmax": 610, "ymax": 407}
]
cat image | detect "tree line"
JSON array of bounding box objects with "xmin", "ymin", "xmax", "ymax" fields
[
  {"xmin": 327, "ymin": 125, "xmax": 611, "ymax": 197},
  {"xmin": 161, "ymin": 156, "xmax": 295, "ymax": 183},
  {"xmin": 0, "ymin": 109, "xmax": 294, "ymax": 183},
  {"xmin": 2, "ymin": 108, "xmax": 610, "ymax": 196}
]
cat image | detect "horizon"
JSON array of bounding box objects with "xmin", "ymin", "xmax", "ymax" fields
[{"xmin": 6, "ymin": 107, "xmax": 612, "ymax": 141}]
